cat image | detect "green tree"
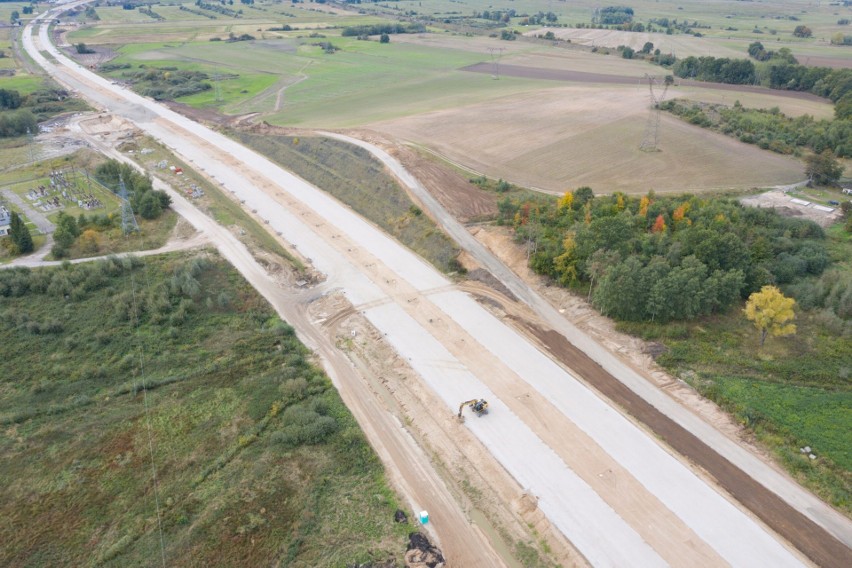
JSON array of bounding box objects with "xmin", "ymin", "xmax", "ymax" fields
[
  {"xmin": 573, "ymin": 186, "xmax": 595, "ymax": 209},
  {"xmin": 835, "ymin": 93, "xmax": 852, "ymax": 120},
  {"xmin": 744, "ymin": 285, "xmax": 797, "ymax": 347},
  {"xmin": 793, "ymin": 25, "xmax": 812, "ymax": 38},
  {"xmin": 9, "ymin": 211, "xmax": 34, "ymax": 254},
  {"xmin": 379, "ymin": 33, "xmax": 390, "ymax": 43},
  {"xmin": 0, "ymin": 109, "xmax": 37, "ymax": 138},
  {"xmin": 804, "ymin": 150, "xmax": 844, "ymax": 185},
  {"xmin": 593, "ymin": 257, "xmax": 649, "ymax": 320},
  {"xmin": 137, "ymin": 191, "xmax": 163, "ymax": 220},
  {"xmin": 53, "ymin": 212, "xmax": 80, "ymax": 255}
]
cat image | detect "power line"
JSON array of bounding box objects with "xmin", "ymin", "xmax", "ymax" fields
[
  {"xmin": 487, "ymin": 47, "xmax": 505, "ymax": 79},
  {"xmin": 639, "ymin": 74, "xmax": 670, "ymax": 152},
  {"xmin": 127, "ymin": 264, "xmax": 168, "ymax": 568}
]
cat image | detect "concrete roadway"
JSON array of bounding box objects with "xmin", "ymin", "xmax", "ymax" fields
[
  {"xmin": 325, "ymin": 134, "xmax": 852, "ymax": 564},
  {"xmin": 24, "ymin": 5, "xmax": 851, "ymax": 567}
]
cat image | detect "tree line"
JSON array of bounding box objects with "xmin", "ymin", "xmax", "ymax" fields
[
  {"xmin": 497, "ymin": 189, "xmax": 831, "ymax": 323},
  {"xmin": 341, "ymin": 22, "xmax": 425, "ymax": 37},
  {"xmin": 673, "ymin": 54, "xmax": 852, "ymax": 109},
  {"xmin": 661, "ymin": 99, "xmax": 852, "ymax": 158}
]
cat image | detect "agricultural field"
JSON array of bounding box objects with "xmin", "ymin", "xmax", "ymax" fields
[
  {"xmin": 60, "ymin": 1, "xmax": 851, "ymax": 193},
  {"xmin": 0, "ymin": 252, "xmax": 409, "ymax": 566},
  {"xmin": 374, "ymin": 82, "xmax": 806, "ymax": 193}
]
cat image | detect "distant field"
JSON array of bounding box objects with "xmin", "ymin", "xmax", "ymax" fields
[
  {"xmin": 60, "ymin": 0, "xmax": 843, "ymax": 192},
  {"xmin": 373, "ymin": 82, "xmax": 805, "ymax": 194},
  {"xmin": 0, "ymin": 73, "xmax": 43, "ymax": 94}
]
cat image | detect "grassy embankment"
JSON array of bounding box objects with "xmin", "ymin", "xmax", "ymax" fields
[
  {"xmin": 618, "ymin": 224, "xmax": 851, "ymax": 514},
  {"xmin": 0, "ymin": 252, "xmax": 409, "ymax": 566},
  {"xmin": 234, "ymin": 131, "xmax": 462, "ymax": 273}
]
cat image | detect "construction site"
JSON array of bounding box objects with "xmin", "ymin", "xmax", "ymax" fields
[{"xmin": 3, "ymin": 1, "xmax": 851, "ymax": 567}]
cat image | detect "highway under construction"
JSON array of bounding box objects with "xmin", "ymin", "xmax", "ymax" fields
[{"xmin": 21, "ymin": 2, "xmax": 852, "ymax": 566}]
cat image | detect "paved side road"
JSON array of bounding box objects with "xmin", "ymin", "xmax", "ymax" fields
[{"xmin": 1, "ymin": 188, "xmax": 55, "ymax": 234}]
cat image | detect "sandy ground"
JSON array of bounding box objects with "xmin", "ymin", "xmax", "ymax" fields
[{"xmin": 741, "ymin": 189, "xmax": 845, "ymax": 227}]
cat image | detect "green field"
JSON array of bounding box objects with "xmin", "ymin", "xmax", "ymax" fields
[
  {"xmin": 95, "ymin": 33, "xmax": 550, "ymax": 126},
  {"xmin": 619, "ymin": 305, "xmax": 851, "ymax": 512},
  {"xmin": 0, "ymin": 252, "xmax": 409, "ymax": 566}
]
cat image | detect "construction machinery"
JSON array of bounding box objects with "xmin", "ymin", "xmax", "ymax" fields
[{"xmin": 458, "ymin": 399, "xmax": 489, "ymax": 419}]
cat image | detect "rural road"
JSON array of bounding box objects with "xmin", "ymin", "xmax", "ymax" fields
[
  {"xmin": 0, "ymin": 188, "xmax": 54, "ymax": 234},
  {"xmin": 24, "ymin": 4, "xmax": 852, "ymax": 567}
]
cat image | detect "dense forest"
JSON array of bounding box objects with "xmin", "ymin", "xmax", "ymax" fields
[{"xmin": 497, "ymin": 190, "xmax": 846, "ymax": 324}]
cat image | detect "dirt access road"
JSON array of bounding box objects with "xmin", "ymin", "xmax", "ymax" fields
[{"xmin": 27, "ymin": 5, "xmax": 851, "ymax": 567}]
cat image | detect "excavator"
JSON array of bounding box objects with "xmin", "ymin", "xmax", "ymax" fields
[{"xmin": 458, "ymin": 399, "xmax": 489, "ymax": 419}]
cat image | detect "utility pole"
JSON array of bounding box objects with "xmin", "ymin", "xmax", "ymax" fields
[{"xmin": 26, "ymin": 127, "xmax": 36, "ymax": 163}]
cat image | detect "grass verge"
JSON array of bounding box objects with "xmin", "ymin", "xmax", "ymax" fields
[
  {"xmin": 129, "ymin": 135, "xmax": 303, "ymax": 270},
  {"xmin": 233, "ymin": 130, "xmax": 462, "ymax": 272},
  {"xmin": 617, "ymin": 307, "xmax": 851, "ymax": 514}
]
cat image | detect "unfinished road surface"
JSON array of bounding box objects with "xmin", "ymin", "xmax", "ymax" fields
[
  {"xmin": 326, "ymin": 133, "xmax": 852, "ymax": 568},
  {"xmin": 26, "ymin": 5, "xmax": 852, "ymax": 567}
]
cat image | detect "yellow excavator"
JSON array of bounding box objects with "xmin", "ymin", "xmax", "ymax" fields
[{"xmin": 458, "ymin": 399, "xmax": 489, "ymax": 419}]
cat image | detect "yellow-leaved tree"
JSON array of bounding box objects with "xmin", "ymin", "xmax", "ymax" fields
[{"xmin": 743, "ymin": 286, "xmax": 797, "ymax": 347}]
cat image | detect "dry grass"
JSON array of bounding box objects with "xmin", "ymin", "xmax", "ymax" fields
[{"xmin": 373, "ymin": 84, "xmax": 804, "ymax": 194}]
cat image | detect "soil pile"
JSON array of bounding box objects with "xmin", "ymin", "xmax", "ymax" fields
[{"xmin": 405, "ymin": 532, "xmax": 445, "ymax": 568}]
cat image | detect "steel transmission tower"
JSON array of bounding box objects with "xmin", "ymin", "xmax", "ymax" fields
[
  {"xmin": 119, "ymin": 175, "xmax": 139, "ymax": 234},
  {"xmin": 639, "ymin": 74, "xmax": 671, "ymax": 152},
  {"xmin": 487, "ymin": 47, "xmax": 505, "ymax": 79}
]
